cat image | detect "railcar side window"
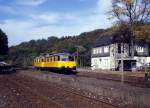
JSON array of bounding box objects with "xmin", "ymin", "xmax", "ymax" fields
[
  {"xmin": 53, "ymin": 57, "xmax": 54, "ymax": 61},
  {"xmin": 46, "ymin": 58, "xmax": 49, "ymax": 62},
  {"xmin": 55, "ymin": 56, "xmax": 58, "ymax": 61},
  {"xmin": 52, "ymin": 57, "xmax": 54, "ymax": 62},
  {"xmin": 54, "ymin": 56, "xmax": 56, "ymax": 61},
  {"xmin": 58, "ymin": 56, "xmax": 60, "ymax": 61}
]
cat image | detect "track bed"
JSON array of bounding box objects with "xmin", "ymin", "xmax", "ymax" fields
[{"xmin": 0, "ymin": 73, "xmax": 117, "ymax": 108}]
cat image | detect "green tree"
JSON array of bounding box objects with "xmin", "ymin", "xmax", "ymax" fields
[{"xmin": 0, "ymin": 28, "xmax": 8, "ymax": 55}]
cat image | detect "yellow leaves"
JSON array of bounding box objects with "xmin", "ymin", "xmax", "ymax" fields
[
  {"xmin": 104, "ymin": 23, "xmax": 150, "ymax": 42},
  {"xmin": 124, "ymin": 0, "xmax": 134, "ymax": 5},
  {"xmin": 134, "ymin": 25, "xmax": 150, "ymax": 40},
  {"xmin": 112, "ymin": 0, "xmax": 134, "ymax": 5},
  {"xmin": 114, "ymin": 6, "xmax": 123, "ymax": 16},
  {"xmin": 103, "ymin": 25, "xmax": 122, "ymax": 36}
]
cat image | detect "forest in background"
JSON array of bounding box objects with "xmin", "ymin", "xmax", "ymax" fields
[
  {"xmin": 1, "ymin": 23, "xmax": 150, "ymax": 67},
  {"xmin": 1, "ymin": 0, "xmax": 149, "ymax": 67},
  {"xmin": 7, "ymin": 29, "xmax": 105, "ymax": 66}
]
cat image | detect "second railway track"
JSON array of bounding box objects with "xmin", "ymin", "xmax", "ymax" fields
[{"xmin": 15, "ymin": 66, "xmax": 150, "ymax": 88}]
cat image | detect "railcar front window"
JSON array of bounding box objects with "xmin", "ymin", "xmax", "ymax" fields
[
  {"xmin": 69, "ymin": 56, "xmax": 74, "ymax": 61},
  {"xmin": 61, "ymin": 58, "xmax": 68, "ymax": 61},
  {"xmin": 60, "ymin": 55, "xmax": 69, "ymax": 61}
]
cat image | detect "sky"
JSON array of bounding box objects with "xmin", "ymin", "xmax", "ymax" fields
[{"xmin": 0, "ymin": 0, "xmax": 113, "ymax": 46}]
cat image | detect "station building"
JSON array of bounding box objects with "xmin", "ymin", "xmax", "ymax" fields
[{"xmin": 91, "ymin": 35, "xmax": 150, "ymax": 71}]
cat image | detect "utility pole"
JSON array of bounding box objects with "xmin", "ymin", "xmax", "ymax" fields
[
  {"xmin": 75, "ymin": 45, "xmax": 86, "ymax": 69},
  {"xmin": 121, "ymin": 43, "xmax": 124, "ymax": 84},
  {"xmin": 76, "ymin": 47, "xmax": 79, "ymax": 68}
]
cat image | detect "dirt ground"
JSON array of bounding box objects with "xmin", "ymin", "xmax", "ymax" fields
[
  {"xmin": 0, "ymin": 72, "xmax": 117, "ymax": 108},
  {"xmin": 1, "ymin": 68, "xmax": 150, "ymax": 108}
]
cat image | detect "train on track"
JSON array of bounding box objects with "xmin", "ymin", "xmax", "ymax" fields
[{"xmin": 33, "ymin": 53, "xmax": 77, "ymax": 71}]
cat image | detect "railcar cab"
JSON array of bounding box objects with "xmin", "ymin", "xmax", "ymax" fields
[{"xmin": 55, "ymin": 53, "xmax": 76, "ymax": 70}]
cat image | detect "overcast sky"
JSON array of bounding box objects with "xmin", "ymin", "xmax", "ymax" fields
[{"xmin": 0, "ymin": 0, "xmax": 113, "ymax": 46}]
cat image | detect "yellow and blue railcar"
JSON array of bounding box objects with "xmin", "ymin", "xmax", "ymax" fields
[{"xmin": 33, "ymin": 53, "xmax": 76, "ymax": 70}]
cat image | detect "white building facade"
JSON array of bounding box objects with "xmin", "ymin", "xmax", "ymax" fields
[{"xmin": 91, "ymin": 36, "xmax": 150, "ymax": 71}]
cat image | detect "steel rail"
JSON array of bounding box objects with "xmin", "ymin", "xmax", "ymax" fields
[{"xmin": 13, "ymin": 74, "xmax": 120, "ymax": 108}]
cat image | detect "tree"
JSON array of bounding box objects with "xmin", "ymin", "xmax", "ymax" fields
[
  {"xmin": 134, "ymin": 24, "xmax": 150, "ymax": 40},
  {"xmin": 109, "ymin": 0, "xmax": 150, "ymax": 57},
  {"xmin": 0, "ymin": 28, "xmax": 8, "ymax": 55}
]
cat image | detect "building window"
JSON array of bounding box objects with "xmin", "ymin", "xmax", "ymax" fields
[
  {"xmin": 93, "ymin": 49, "xmax": 96, "ymax": 54},
  {"xmin": 99, "ymin": 58, "xmax": 102, "ymax": 62},
  {"xmin": 96, "ymin": 48, "xmax": 98, "ymax": 54},
  {"xmin": 99, "ymin": 48, "xmax": 102, "ymax": 53},
  {"xmin": 93, "ymin": 49, "xmax": 94, "ymax": 54},
  {"xmin": 136, "ymin": 47, "xmax": 138, "ymax": 52},
  {"xmin": 104, "ymin": 46, "xmax": 109, "ymax": 53},
  {"xmin": 118, "ymin": 43, "xmax": 121, "ymax": 53},
  {"xmin": 93, "ymin": 48, "xmax": 99, "ymax": 54},
  {"xmin": 94, "ymin": 59, "xmax": 97, "ymax": 63}
]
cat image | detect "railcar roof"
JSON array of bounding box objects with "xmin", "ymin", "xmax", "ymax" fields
[
  {"xmin": 47, "ymin": 53, "xmax": 71, "ymax": 56},
  {"xmin": 35, "ymin": 53, "xmax": 73, "ymax": 58}
]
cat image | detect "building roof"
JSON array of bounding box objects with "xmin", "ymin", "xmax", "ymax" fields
[
  {"xmin": 93, "ymin": 35, "xmax": 149, "ymax": 48},
  {"xmin": 94, "ymin": 35, "xmax": 114, "ymax": 47}
]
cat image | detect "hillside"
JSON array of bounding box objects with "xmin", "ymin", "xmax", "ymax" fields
[{"xmin": 7, "ymin": 29, "xmax": 105, "ymax": 66}]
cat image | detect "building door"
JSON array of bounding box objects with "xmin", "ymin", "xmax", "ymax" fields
[{"xmin": 123, "ymin": 60, "xmax": 136, "ymax": 71}]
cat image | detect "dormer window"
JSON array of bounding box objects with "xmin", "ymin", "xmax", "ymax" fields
[
  {"xmin": 140, "ymin": 47, "xmax": 144, "ymax": 52},
  {"xmin": 136, "ymin": 46, "xmax": 144, "ymax": 53}
]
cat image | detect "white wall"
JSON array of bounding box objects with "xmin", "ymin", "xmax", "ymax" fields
[
  {"xmin": 146, "ymin": 57, "xmax": 150, "ymax": 64},
  {"xmin": 91, "ymin": 43, "xmax": 150, "ymax": 70},
  {"xmin": 91, "ymin": 44, "xmax": 115, "ymax": 70},
  {"xmin": 91, "ymin": 57, "xmax": 113, "ymax": 70},
  {"xmin": 134, "ymin": 56, "xmax": 150, "ymax": 68}
]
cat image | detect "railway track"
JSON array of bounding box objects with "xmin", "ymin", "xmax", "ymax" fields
[
  {"xmin": 9, "ymin": 74, "xmax": 120, "ymax": 108},
  {"xmin": 3, "ymin": 74, "xmax": 64, "ymax": 108},
  {"xmin": 2, "ymin": 66, "xmax": 148, "ymax": 108},
  {"xmin": 12, "ymin": 65, "xmax": 150, "ymax": 88},
  {"xmin": 76, "ymin": 72, "xmax": 150, "ymax": 88}
]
